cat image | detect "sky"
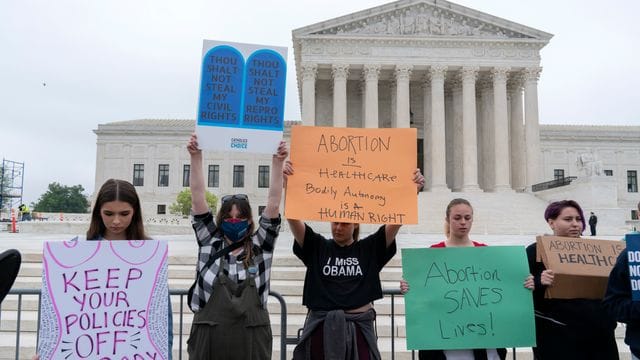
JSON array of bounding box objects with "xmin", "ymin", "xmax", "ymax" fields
[{"xmin": 1, "ymin": 0, "xmax": 639, "ymax": 205}]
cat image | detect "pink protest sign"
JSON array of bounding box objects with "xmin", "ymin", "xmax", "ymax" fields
[{"xmin": 38, "ymin": 239, "xmax": 169, "ymax": 360}]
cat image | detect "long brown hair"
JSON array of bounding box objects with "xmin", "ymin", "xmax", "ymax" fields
[
  {"xmin": 444, "ymin": 198, "xmax": 473, "ymax": 239},
  {"xmin": 216, "ymin": 196, "xmax": 256, "ymax": 267},
  {"xmin": 87, "ymin": 179, "xmax": 148, "ymax": 240}
]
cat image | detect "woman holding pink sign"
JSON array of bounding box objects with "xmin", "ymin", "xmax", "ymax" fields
[
  {"xmin": 33, "ymin": 178, "xmax": 174, "ymax": 360},
  {"xmin": 526, "ymin": 200, "xmax": 618, "ymax": 360},
  {"xmin": 185, "ymin": 134, "xmax": 287, "ymax": 360}
]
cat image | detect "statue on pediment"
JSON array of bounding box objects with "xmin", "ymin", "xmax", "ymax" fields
[{"xmin": 328, "ymin": 6, "xmax": 518, "ymax": 38}]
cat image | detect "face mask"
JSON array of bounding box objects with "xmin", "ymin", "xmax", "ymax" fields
[{"xmin": 221, "ymin": 219, "xmax": 249, "ymax": 243}]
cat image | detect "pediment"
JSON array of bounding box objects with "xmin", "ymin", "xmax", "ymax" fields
[{"xmin": 293, "ymin": 0, "xmax": 552, "ymax": 41}]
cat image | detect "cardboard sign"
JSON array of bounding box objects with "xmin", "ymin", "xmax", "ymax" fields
[
  {"xmin": 402, "ymin": 246, "xmax": 535, "ymax": 350},
  {"xmin": 38, "ymin": 239, "xmax": 169, "ymax": 360},
  {"xmin": 536, "ymin": 235, "xmax": 624, "ymax": 299},
  {"xmin": 285, "ymin": 126, "xmax": 418, "ymax": 224},
  {"xmin": 626, "ymin": 233, "xmax": 640, "ymax": 300},
  {"xmin": 196, "ymin": 39, "xmax": 287, "ymax": 154}
]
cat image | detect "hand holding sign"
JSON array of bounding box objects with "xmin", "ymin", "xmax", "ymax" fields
[
  {"xmin": 284, "ymin": 126, "xmax": 418, "ymax": 224},
  {"xmin": 196, "ymin": 40, "xmax": 287, "ymax": 154},
  {"xmin": 402, "ymin": 246, "xmax": 535, "ymax": 350},
  {"xmin": 535, "ymin": 235, "xmax": 624, "ymax": 299}
]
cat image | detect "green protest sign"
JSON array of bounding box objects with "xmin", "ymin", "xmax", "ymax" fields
[{"xmin": 402, "ymin": 246, "xmax": 535, "ymax": 350}]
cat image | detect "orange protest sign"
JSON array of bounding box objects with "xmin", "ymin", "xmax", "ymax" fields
[{"xmin": 285, "ymin": 125, "xmax": 418, "ymax": 224}]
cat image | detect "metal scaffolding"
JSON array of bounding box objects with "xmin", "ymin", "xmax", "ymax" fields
[{"xmin": 0, "ymin": 159, "xmax": 24, "ymax": 220}]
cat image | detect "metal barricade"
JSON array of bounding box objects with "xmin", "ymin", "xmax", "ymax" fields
[{"xmin": 3, "ymin": 288, "xmax": 517, "ymax": 360}]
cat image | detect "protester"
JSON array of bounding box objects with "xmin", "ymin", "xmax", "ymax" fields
[
  {"xmin": 185, "ymin": 134, "xmax": 287, "ymax": 360},
  {"xmin": 604, "ymin": 200, "xmax": 640, "ymax": 360},
  {"xmin": 33, "ymin": 178, "xmax": 173, "ymax": 360},
  {"xmin": 400, "ymin": 198, "xmax": 534, "ymax": 360},
  {"xmin": 527, "ymin": 200, "xmax": 618, "ymax": 359},
  {"xmin": 284, "ymin": 159, "xmax": 424, "ymax": 360}
]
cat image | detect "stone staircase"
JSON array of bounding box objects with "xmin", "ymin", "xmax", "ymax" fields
[
  {"xmin": 0, "ymin": 187, "xmax": 633, "ymax": 360},
  {"xmin": 301, "ymin": 191, "xmax": 552, "ymax": 237}
]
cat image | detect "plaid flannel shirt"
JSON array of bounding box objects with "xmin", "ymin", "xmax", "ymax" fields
[{"xmin": 189, "ymin": 211, "xmax": 281, "ymax": 313}]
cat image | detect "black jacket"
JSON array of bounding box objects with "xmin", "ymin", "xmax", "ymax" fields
[{"xmin": 603, "ymin": 250, "xmax": 640, "ymax": 357}]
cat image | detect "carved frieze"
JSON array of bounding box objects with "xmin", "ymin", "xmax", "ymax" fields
[{"xmin": 312, "ymin": 4, "xmax": 532, "ymax": 39}]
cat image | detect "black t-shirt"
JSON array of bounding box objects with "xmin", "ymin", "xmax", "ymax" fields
[{"xmin": 293, "ymin": 224, "xmax": 396, "ymax": 311}]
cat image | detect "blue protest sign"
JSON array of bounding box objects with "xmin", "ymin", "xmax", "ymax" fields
[
  {"xmin": 626, "ymin": 233, "xmax": 640, "ymax": 301},
  {"xmin": 198, "ymin": 46, "xmax": 244, "ymax": 127},
  {"xmin": 196, "ymin": 40, "xmax": 287, "ymax": 154}
]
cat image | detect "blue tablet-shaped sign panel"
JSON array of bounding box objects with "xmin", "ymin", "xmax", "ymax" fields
[
  {"xmin": 627, "ymin": 233, "xmax": 640, "ymax": 301},
  {"xmin": 242, "ymin": 50, "xmax": 286, "ymax": 130},
  {"xmin": 198, "ymin": 46, "xmax": 244, "ymax": 126}
]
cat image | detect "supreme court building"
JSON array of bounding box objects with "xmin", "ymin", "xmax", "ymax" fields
[
  {"xmin": 292, "ymin": 0, "xmax": 551, "ymax": 193},
  {"xmin": 93, "ymin": 0, "xmax": 640, "ymax": 234}
]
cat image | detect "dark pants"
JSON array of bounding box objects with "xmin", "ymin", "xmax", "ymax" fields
[
  {"xmin": 590, "ymin": 224, "xmax": 596, "ymax": 236},
  {"xmin": 309, "ymin": 321, "xmax": 370, "ymax": 360}
]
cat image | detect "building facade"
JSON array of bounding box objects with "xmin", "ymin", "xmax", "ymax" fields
[
  {"xmin": 92, "ymin": 0, "xmax": 640, "ymax": 233},
  {"xmin": 93, "ymin": 120, "xmax": 640, "ymax": 225},
  {"xmin": 293, "ymin": 0, "xmax": 552, "ymax": 192}
]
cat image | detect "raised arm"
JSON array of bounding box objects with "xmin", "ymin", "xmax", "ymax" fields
[
  {"xmin": 283, "ymin": 160, "xmax": 306, "ymax": 246},
  {"xmin": 384, "ymin": 168, "xmax": 425, "ymax": 247},
  {"xmin": 188, "ymin": 133, "xmax": 208, "ymax": 215},
  {"xmin": 262, "ymin": 141, "xmax": 288, "ymax": 219}
]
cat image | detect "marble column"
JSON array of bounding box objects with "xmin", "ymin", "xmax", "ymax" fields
[
  {"xmin": 461, "ymin": 66, "xmax": 481, "ymax": 191},
  {"xmin": 358, "ymin": 81, "xmax": 366, "ymax": 128},
  {"xmin": 451, "ymin": 79, "xmax": 463, "ymax": 191},
  {"xmin": 395, "ymin": 64, "xmax": 413, "ymax": 128},
  {"xmin": 363, "ymin": 64, "xmax": 381, "ymax": 128},
  {"xmin": 524, "ymin": 67, "xmax": 543, "ymax": 188},
  {"xmin": 332, "ymin": 64, "xmax": 349, "ymax": 127},
  {"xmin": 422, "ymin": 77, "xmax": 431, "ymax": 189},
  {"xmin": 508, "ymin": 74, "xmax": 526, "ymax": 191},
  {"xmin": 430, "ymin": 65, "xmax": 449, "ymax": 191},
  {"xmin": 301, "ymin": 62, "xmax": 318, "ymax": 126},
  {"xmin": 478, "ymin": 78, "xmax": 494, "ymax": 191},
  {"xmin": 389, "ymin": 81, "xmax": 397, "ymax": 128},
  {"xmin": 492, "ymin": 66, "xmax": 512, "ymax": 192}
]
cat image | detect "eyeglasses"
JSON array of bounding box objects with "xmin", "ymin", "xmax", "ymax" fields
[{"xmin": 221, "ymin": 194, "xmax": 249, "ymax": 204}]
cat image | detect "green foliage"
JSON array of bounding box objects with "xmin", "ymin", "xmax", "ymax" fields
[
  {"xmin": 169, "ymin": 189, "xmax": 218, "ymax": 216},
  {"xmin": 0, "ymin": 169, "xmax": 11, "ymax": 212},
  {"xmin": 32, "ymin": 182, "xmax": 90, "ymax": 213}
]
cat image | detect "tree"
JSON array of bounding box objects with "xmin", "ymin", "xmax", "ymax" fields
[
  {"xmin": 169, "ymin": 189, "xmax": 218, "ymax": 216},
  {"xmin": 32, "ymin": 182, "xmax": 90, "ymax": 213},
  {"xmin": 0, "ymin": 168, "xmax": 11, "ymax": 213}
]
